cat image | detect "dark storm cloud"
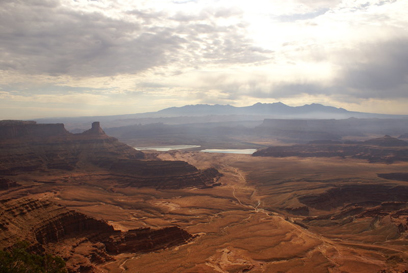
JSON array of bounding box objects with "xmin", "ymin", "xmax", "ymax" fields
[
  {"xmin": 193, "ymin": 37, "xmax": 408, "ymax": 104},
  {"xmin": 0, "ymin": 0, "xmax": 269, "ymax": 77},
  {"xmin": 271, "ymin": 38, "xmax": 408, "ymax": 101},
  {"xmin": 0, "ymin": 1, "xmax": 177, "ymax": 76},
  {"xmin": 336, "ymin": 38, "xmax": 408, "ymax": 99},
  {"xmin": 266, "ymin": 38, "xmax": 408, "ymax": 101},
  {"xmin": 266, "ymin": 83, "xmax": 327, "ymax": 98}
]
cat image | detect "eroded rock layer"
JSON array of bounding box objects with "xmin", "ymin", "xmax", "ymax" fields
[
  {"xmin": 296, "ymin": 184, "xmax": 408, "ymax": 243},
  {"xmin": 253, "ymin": 136, "xmax": 408, "ymax": 163},
  {"xmin": 0, "ymin": 198, "xmax": 112, "ymax": 248},
  {"xmin": 0, "ymin": 198, "xmax": 194, "ymax": 272},
  {"xmin": 0, "ymin": 178, "xmax": 20, "ymax": 190},
  {"xmin": 299, "ymin": 184, "xmax": 408, "ymax": 211},
  {"xmin": 0, "ymin": 121, "xmax": 144, "ymax": 174},
  {"xmin": 0, "ymin": 120, "xmax": 69, "ymax": 140},
  {"xmin": 0, "ymin": 121, "xmax": 221, "ymax": 189}
]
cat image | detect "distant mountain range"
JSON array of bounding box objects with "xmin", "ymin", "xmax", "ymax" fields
[
  {"xmin": 143, "ymin": 102, "xmax": 408, "ymax": 119},
  {"xmin": 157, "ymin": 102, "xmax": 350, "ymax": 117},
  {"xmin": 35, "ymin": 102, "xmax": 408, "ymax": 131},
  {"xmin": 154, "ymin": 102, "xmax": 408, "ymax": 119}
]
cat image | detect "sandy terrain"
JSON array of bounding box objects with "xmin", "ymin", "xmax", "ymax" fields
[{"xmin": 2, "ymin": 151, "xmax": 408, "ymax": 272}]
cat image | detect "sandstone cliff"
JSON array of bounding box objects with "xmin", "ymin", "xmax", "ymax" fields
[
  {"xmin": 253, "ymin": 136, "xmax": 408, "ymax": 163},
  {"xmin": 0, "ymin": 121, "xmax": 144, "ymax": 174},
  {"xmin": 256, "ymin": 118, "xmax": 408, "ymax": 141},
  {"xmin": 0, "ymin": 198, "xmax": 111, "ymax": 249},
  {"xmin": 0, "ymin": 120, "xmax": 221, "ymax": 189},
  {"xmin": 0, "ymin": 178, "xmax": 20, "ymax": 190},
  {"xmin": 299, "ymin": 185, "xmax": 408, "ymax": 242},
  {"xmin": 364, "ymin": 135, "xmax": 408, "ymax": 147},
  {"xmin": 0, "ymin": 120, "xmax": 69, "ymax": 140},
  {"xmin": 0, "ymin": 198, "xmax": 194, "ymax": 272}
]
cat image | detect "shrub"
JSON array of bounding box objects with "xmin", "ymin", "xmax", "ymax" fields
[{"xmin": 0, "ymin": 242, "xmax": 66, "ymax": 273}]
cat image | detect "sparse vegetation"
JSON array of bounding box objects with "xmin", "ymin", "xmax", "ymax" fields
[{"xmin": 0, "ymin": 242, "xmax": 66, "ymax": 273}]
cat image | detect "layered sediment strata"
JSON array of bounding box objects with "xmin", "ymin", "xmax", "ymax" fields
[
  {"xmin": 0, "ymin": 198, "xmax": 111, "ymax": 248},
  {"xmin": 103, "ymin": 160, "xmax": 222, "ymax": 189},
  {"xmin": 298, "ymin": 185, "xmax": 408, "ymax": 241},
  {"xmin": 0, "ymin": 120, "xmax": 69, "ymax": 140},
  {"xmin": 0, "ymin": 198, "xmax": 194, "ymax": 272},
  {"xmin": 257, "ymin": 118, "xmax": 408, "ymax": 141},
  {"xmin": 364, "ymin": 135, "xmax": 408, "ymax": 147},
  {"xmin": 104, "ymin": 226, "xmax": 193, "ymax": 254},
  {"xmin": 298, "ymin": 184, "xmax": 408, "ymax": 211},
  {"xmin": 378, "ymin": 173, "xmax": 408, "ymax": 182},
  {"xmin": 0, "ymin": 120, "xmax": 221, "ymax": 189},
  {"xmin": 253, "ymin": 136, "xmax": 408, "ymax": 163},
  {"xmin": 0, "ymin": 178, "xmax": 20, "ymax": 190},
  {"xmin": 0, "ymin": 121, "xmax": 144, "ymax": 174}
]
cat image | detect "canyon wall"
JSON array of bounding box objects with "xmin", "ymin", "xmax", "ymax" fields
[
  {"xmin": 0, "ymin": 120, "xmax": 221, "ymax": 189},
  {"xmin": 0, "ymin": 121, "xmax": 143, "ymax": 174},
  {"xmin": 253, "ymin": 136, "xmax": 408, "ymax": 163},
  {"xmin": 0, "ymin": 120, "xmax": 69, "ymax": 140},
  {"xmin": 0, "ymin": 198, "xmax": 194, "ymax": 272},
  {"xmin": 0, "ymin": 178, "xmax": 20, "ymax": 190},
  {"xmin": 258, "ymin": 118, "xmax": 408, "ymax": 137}
]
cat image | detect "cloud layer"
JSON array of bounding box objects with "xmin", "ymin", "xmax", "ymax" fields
[{"xmin": 0, "ymin": 0, "xmax": 407, "ymax": 118}]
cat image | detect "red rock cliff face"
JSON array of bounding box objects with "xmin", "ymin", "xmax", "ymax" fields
[
  {"xmin": 0, "ymin": 198, "xmax": 194, "ymax": 271},
  {"xmin": 253, "ymin": 139, "xmax": 408, "ymax": 163},
  {"xmin": 103, "ymin": 226, "xmax": 193, "ymax": 254},
  {"xmin": 0, "ymin": 198, "xmax": 116, "ymax": 248},
  {"xmin": 98, "ymin": 159, "xmax": 222, "ymax": 189},
  {"xmin": 34, "ymin": 211, "xmax": 115, "ymax": 245},
  {"xmin": 0, "ymin": 120, "xmax": 69, "ymax": 140},
  {"xmin": 0, "ymin": 121, "xmax": 145, "ymax": 174},
  {"xmin": 0, "ymin": 178, "xmax": 20, "ymax": 190},
  {"xmin": 81, "ymin": 121, "xmax": 105, "ymax": 135},
  {"xmin": 0, "ymin": 120, "xmax": 221, "ymax": 189}
]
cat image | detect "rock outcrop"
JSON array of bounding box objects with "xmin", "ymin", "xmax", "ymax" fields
[
  {"xmin": 256, "ymin": 118, "xmax": 408, "ymax": 142},
  {"xmin": 0, "ymin": 178, "xmax": 20, "ymax": 190},
  {"xmin": 378, "ymin": 173, "xmax": 408, "ymax": 182},
  {"xmin": 298, "ymin": 184, "xmax": 408, "ymax": 211},
  {"xmin": 299, "ymin": 186, "xmax": 408, "ymax": 241},
  {"xmin": 103, "ymin": 161, "xmax": 222, "ymax": 189},
  {"xmin": 0, "ymin": 120, "xmax": 69, "ymax": 140},
  {"xmin": 0, "ymin": 121, "xmax": 144, "ymax": 174},
  {"xmin": 0, "ymin": 198, "xmax": 110, "ymax": 248},
  {"xmin": 0, "ymin": 198, "xmax": 194, "ymax": 272},
  {"xmin": 81, "ymin": 122, "xmax": 105, "ymax": 136},
  {"xmin": 364, "ymin": 135, "xmax": 408, "ymax": 147},
  {"xmin": 0, "ymin": 120, "xmax": 221, "ymax": 189},
  {"xmin": 103, "ymin": 226, "xmax": 192, "ymax": 254},
  {"xmin": 253, "ymin": 136, "xmax": 408, "ymax": 163}
]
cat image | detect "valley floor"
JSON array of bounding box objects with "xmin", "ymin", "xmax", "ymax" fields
[{"xmin": 2, "ymin": 152, "xmax": 408, "ymax": 273}]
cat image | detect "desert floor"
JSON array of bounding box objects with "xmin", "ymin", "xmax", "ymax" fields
[{"xmin": 4, "ymin": 151, "xmax": 408, "ymax": 272}]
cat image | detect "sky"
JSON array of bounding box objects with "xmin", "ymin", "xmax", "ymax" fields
[{"xmin": 1, "ymin": 0, "xmax": 408, "ymax": 119}]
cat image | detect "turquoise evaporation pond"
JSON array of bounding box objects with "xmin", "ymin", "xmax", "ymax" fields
[
  {"xmin": 134, "ymin": 145, "xmax": 201, "ymax": 152},
  {"xmin": 201, "ymin": 149, "xmax": 257, "ymax": 154}
]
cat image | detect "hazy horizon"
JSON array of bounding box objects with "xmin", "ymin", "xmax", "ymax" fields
[
  {"xmin": 8, "ymin": 101, "xmax": 408, "ymax": 121},
  {"xmin": 1, "ymin": 0, "xmax": 407, "ymax": 119}
]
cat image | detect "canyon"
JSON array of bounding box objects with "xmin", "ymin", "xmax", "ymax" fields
[
  {"xmin": 0, "ymin": 120, "xmax": 408, "ymax": 272},
  {"xmin": 253, "ymin": 135, "xmax": 408, "ymax": 163},
  {"xmin": 0, "ymin": 198, "xmax": 193, "ymax": 272},
  {"xmin": 0, "ymin": 120, "xmax": 219, "ymax": 272},
  {"xmin": 0, "ymin": 121, "xmax": 220, "ymax": 189}
]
